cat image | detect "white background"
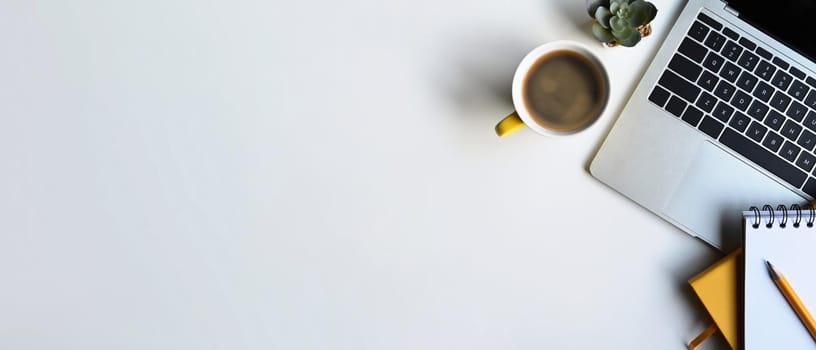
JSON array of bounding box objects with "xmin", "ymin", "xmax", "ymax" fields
[{"xmin": 1, "ymin": 0, "xmax": 730, "ymax": 348}]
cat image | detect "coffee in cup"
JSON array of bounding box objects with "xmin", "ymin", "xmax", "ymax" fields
[{"xmin": 495, "ymin": 41, "xmax": 609, "ymax": 137}]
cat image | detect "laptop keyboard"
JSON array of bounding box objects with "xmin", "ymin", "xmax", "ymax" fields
[{"xmin": 649, "ymin": 12, "xmax": 816, "ymax": 198}]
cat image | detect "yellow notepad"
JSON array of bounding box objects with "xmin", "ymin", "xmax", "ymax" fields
[{"xmin": 688, "ymin": 249, "xmax": 740, "ymax": 350}]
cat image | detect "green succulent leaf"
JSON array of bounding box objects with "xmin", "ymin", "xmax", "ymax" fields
[
  {"xmin": 608, "ymin": 16, "xmax": 628, "ymax": 33},
  {"xmin": 595, "ymin": 7, "xmax": 613, "ymax": 29},
  {"xmin": 592, "ymin": 22, "xmax": 616, "ymax": 43},
  {"xmin": 626, "ymin": 0, "xmax": 658, "ymax": 26},
  {"xmin": 616, "ymin": 30, "xmax": 642, "ymax": 47},
  {"xmin": 586, "ymin": 0, "xmax": 610, "ymax": 17},
  {"xmin": 610, "ymin": 1, "xmax": 620, "ymax": 14},
  {"xmin": 642, "ymin": 2, "xmax": 657, "ymax": 24},
  {"xmin": 610, "ymin": 0, "xmax": 627, "ymax": 6},
  {"xmin": 616, "ymin": 2, "xmax": 630, "ymax": 18},
  {"xmin": 611, "ymin": 25, "xmax": 633, "ymax": 40}
]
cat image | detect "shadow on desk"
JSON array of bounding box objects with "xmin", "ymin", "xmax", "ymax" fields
[{"xmin": 433, "ymin": 30, "xmax": 532, "ymax": 121}]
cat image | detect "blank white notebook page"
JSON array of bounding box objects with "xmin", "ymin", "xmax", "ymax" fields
[{"xmin": 743, "ymin": 210, "xmax": 816, "ymax": 350}]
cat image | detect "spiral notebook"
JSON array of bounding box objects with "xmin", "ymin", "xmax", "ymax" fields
[{"xmin": 743, "ymin": 206, "xmax": 816, "ymax": 350}]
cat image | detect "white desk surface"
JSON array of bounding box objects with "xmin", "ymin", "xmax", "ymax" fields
[{"xmin": 1, "ymin": 0, "xmax": 731, "ymax": 349}]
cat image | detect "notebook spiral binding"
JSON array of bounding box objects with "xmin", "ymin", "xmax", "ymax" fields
[{"xmin": 748, "ymin": 204, "xmax": 816, "ymax": 229}]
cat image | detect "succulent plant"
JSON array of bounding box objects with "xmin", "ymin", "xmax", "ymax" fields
[{"xmin": 587, "ymin": 0, "xmax": 657, "ymax": 47}]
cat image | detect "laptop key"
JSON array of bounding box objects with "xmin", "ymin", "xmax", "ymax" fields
[
  {"xmin": 802, "ymin": 178, "xmax": 816, "ymax": 198},
  {"xmin": 698, "ymin": 116, "xmax": 724, "ymax": 138},
  {"xmin": 737, "ymin": 50, "xmax": 759, "ymax": 71},
  {"xmin": 770, "ymin": 91, "xmax": 792, "ymax": 112},
  {"xmin": 665, "ymin": 95, "xmax": 687, "ymax": 117},
  {"xmin": 789, "ymin": 80, "xmax": 809, "ymax": 101},
  {"xmin": 763, "ymin": 132, "xmax": 784, "ymax": 152},
  {"xmin": 747, "ymin": 100, "xmax": 769, "ymax": 120},
  {"xmin": 703, "ymin": 52, "xmax": 724, "ymax": 73},
  {"xmin": 807, "ymin": 76, "xmax": 816, "ymax": 89},
  {"xmin": 659, "ymin": 70, "xmax": 701, "ymax": 103},
  {"xmin": 719, "ymin": 62, "xmax": 741, "ymax": 82},
  {"xmin": 739, "ymin": 37, "xmax": 757, "ymax": 51},
  {"xmin": 678, "ymin": 38, "xmax": 707, "ymax": 63},
  {"xmin": 704, "ymin": 31, "xmax": 726, "ymax": 51},
  {"xmin": 804, "ymin": 111, "xmax": 816, "ymax": 132},
  {"xmin": 781, "ymin": 120, "xmax": 803, "ymax": 141},
  {"xmin": 747, "ymin": 121, "xmax": 768, "ymax": 142},
  {"xmin": 796, "ymin": 153, "xmax": 816, "ymax": 173},
  {"xmin": 786, "ymin": 101, "xmax": 807, "ymax": 122},
  {"xmin": 696, "ymin": 91, "xmax": 717, "ymax": 113},
  {"xmin": 797, "ymin": 129, "xmax": 816, "ymax": 152},
  {"xmin": 780, "ymin": 141, "xmax": 801, "ymax": 162},
  {"xmin": 730, "ymin": 111, "xmax": 751, "ymax": 132},
  {"xmin": 805, "ymin": 89, "xmax": 816, "ymax": 109},
  {"xmin": 772, "ymin": 57, "xmax": 790, "ymax": 70},
  {"xmin": 669, "ymin": 54, "xmax": 703, "ymax": 81},
  {"xmin": 698, "ymin": 70, "xmax": 719, "ymax": 91},
  {"xmin": 736, "ymin": 71, "xmax": 758, "ymax": 92},
  {"xmin": 730, "ymin": 90, "xmax": 752, "ymax": 111},
  {"xmin": 764, "ymin": 110, "xmax": 786, "ymax": 131},
  {"xmin": 790, "ymin": 67, "xmax": 806, "ymax": 80},
  {"xmin": 713, "ymin": 101, "xmax": 734, "ymax": 122},
  {"xmin": 755, "ymin": 60, "xmax": 776, "ymax": 81},
  {"xmin": 755, "ymin": 46, "xmax": 773, "ymax": 60},
  {"xmin": 720, "ymin": 128, "xmax": 808, "ymax": 188},
  {"xmin": 753, "ymin": 81, "xmax": 774, "ymax": 102},
  {"xmin": 721, "ymin": 40, "xmax": 742, "ymax": 61},
  {"xmin": 648, "ymin": 86, "xmax": 671, "ymax": 107},
  {"xmin": 688, "ymin": 21, "xmax": 710, "ymax": 42},
  {"xmin": 722, "ymin": 27, "xmax": 739, "ymax": 40},
  {"xmin": 682, "ymin": 105, "xmax": 704, "ymax": 126},
  {"xmin": 771, "ymin": 70, "xmax": 793, "ymax": 90},
  {"xmin": 697, "ymin": 12, "xmax": 723, "ymax": 30},
  {"xmin": 714, "ymin": 80, "xmax": 736, "ymax": 101}
]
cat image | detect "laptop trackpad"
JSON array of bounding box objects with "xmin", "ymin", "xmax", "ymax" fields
[{"xmin": 662, "ymin": 141, "xmax": 804, "ymax": 250}]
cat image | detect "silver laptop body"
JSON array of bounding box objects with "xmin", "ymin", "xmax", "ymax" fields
[{"xmin": 591, "ymin": 0, "xmax": 816, "ymax": 249}]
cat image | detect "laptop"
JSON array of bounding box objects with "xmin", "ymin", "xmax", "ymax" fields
[{"xmin": 591, "ymin": 0, "xmax": 816, "ymax": 250}]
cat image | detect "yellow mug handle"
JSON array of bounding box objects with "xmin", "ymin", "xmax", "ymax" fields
[{"xmin": 495, "ymin": 111, "xmax": 526, "ymax": 137}]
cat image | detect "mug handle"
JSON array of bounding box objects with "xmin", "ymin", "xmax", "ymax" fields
[{"xmin": 495, "ymin": 111, "xmax": 525, "ymax": 137}]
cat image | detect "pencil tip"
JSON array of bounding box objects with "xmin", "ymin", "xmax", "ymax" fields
[{"xmin": 766, "ymin": 260, "xmax": 780, "ymax": 279}]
